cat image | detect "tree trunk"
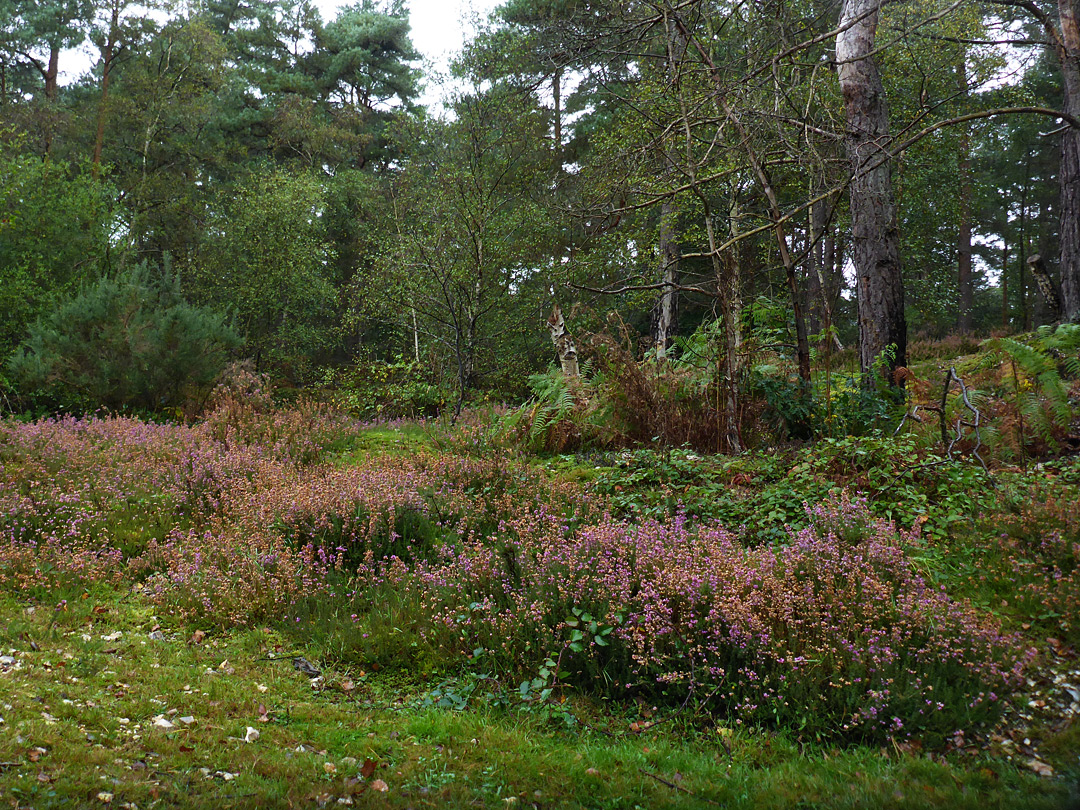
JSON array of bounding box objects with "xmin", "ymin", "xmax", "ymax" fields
[
  {"xmin": 837, "ymin": 0, "xmax": 906, "ymax": 379},
  {"xmin": 1058, "ymin": 0, "xmax": 1080, "ymax": 320},
  {"xmin": 93, "ymin": 2, "xmax": 121, "ymax": 178},
  {"xmin": 1002, "ymin": 238, "xmax": 1010, "ymax": 329},
  {"xmin": 546, "ymin": 305, "xmax": 580, "ymax": 378},
  {"xmin": 552, "ymin": 67, "xmax": 563, "ymax": 168},
  {"xmin": 653, "ymin": 198, "xmax": 679, "ymax": 360},
  {"xmin": 1029, "ymin": 254, "xmax": 1063, "ymax": 319},
  {"xmin": 957, "ymin": 60, "xmax": 974, "ymax": 331},
  {"xmin": 44, "ymin": 45, "xmax": 59, "ymax": 101}
]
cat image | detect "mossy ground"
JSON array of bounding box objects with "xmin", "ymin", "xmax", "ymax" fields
[{"xmin": 0, "ymin": 588, "xmax": 1074, "ymax": 810}]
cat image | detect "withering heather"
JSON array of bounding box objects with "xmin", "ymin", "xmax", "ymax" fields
[{"xmin": 0, "ymin": 404, "xmax": 1048, "ymax": 746}]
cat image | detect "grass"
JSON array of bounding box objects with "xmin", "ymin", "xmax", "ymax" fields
[{"xmin": 0, "ymin": 588, "xmax": 1074, "ymax": 809}]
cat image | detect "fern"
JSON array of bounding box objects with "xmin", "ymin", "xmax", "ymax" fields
[{"xmin": 986, "ymin": 325, "xmax": 1080, "ymax": 453}]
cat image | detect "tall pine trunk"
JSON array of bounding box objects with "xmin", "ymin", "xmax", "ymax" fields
[
  {"xmin": 1059, "ymin": 0, "xmax": 1080, "ymax": 319},
  {"xmin": 837, "ymin": 0, "xmax": 906, "ymax": 378},
  {"xmin": 957, "ymin": 60, "xmax": 974, "ymax": 332}
]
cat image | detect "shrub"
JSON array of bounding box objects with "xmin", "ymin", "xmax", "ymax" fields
[
  {"xmin": 7, "ymin": 263, "xmax": 239, "ymax": 413},
  {"xmin": 377, "ymin": 496, "xmax": 1027, "ymax": 744},
  {"xmin": 324, "ymin": 356, "xmax": 449, "ymax": 419}
]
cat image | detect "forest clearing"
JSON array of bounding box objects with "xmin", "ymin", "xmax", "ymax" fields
[{"xmin": 3, "ymin": 0, "xmax": 1080, "ymax": 805}]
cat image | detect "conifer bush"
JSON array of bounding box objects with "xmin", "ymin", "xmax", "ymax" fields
[{"xmin": 7, "ymin": 263, "xmax": 239, "ymax": 413}]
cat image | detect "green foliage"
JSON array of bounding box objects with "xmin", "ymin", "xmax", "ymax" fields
[
  {"xmin": 323, "ymin": 356, "xmax": 449, "ymax": 420},
  {"xmin": 499, "ymin": 366, "xmax": 581, "ymax": 452},
  {"xmin": 193, "ymin": 168, "xmax": 336, "ymax": 380},
  {"xmin": 7, "ymin": 262, "xmax": 239, "ymax": 412},
  {"xmin": 0, "ymin": 145, "xmax": 117, "ymax": 358},
  {"xmin": 986, "ymin": 324, "xmax": 1080, "ymax": 450},
  {"xmin": 592, "ymin": 434, "xmax": 991, "ymax": 543}
]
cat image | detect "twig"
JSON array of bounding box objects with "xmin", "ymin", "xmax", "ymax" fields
[{"xmin": 639, "ymin": 769, "xmax": 722, "ymax": 805}]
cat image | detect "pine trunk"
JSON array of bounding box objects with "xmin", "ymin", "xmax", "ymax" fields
[
  {"xmin": 1059, "ymin": 0, "xmax": 1080, "ymax": 320},
  {"xmin": 837, "ymin": 0, "xmax": 906, "ymax": 378}
]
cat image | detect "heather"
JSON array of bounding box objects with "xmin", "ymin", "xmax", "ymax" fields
[{"xmin": 0, "ymin": 404, "xmax": 1046, "ymax": 754}]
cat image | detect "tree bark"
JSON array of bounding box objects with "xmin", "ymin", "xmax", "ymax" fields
[
  {"xmin": 92, "ymin": 1, "xmax": 122, "ymax": 178},
  {"xmin": 1059, "ymin": 0, "xmax": 1080, "ymax": 320},
  {"xmin": 44, "ymin": 45, "xmax": 59, "ymax": 101},
  {"xmin": 653, "ymin": 198, "xmax": 680, "ymax": 360},
  {"xmin": 957, "ymin": 59, "xmax": 974, "ymax": 332},
  {"xmin": 1002, "ymin": 238, "xmax": 1010, "ymax": 329},
  {"xmin": 837, "ymin": 0, "xmax": 907, "ymax": 379},
  {"xmin": 1028, "ymin": 254, "xmax": 1063, "ymax": 319},
  {"xmin": 546, "ymin": 305, "xmax": 580, "ymax": 378}
]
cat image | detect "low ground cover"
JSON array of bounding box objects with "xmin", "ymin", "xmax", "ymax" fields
[{"xmin": 0, "ymin": 399, "xmax": 1077, "ymax": 807}]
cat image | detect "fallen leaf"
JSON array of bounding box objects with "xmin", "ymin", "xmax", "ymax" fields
[
  {"xmin": 360, "ymin": 759, "xmax": 377, "ymax": 780},
  {"xmin": 190, "ymin": 630, "xmax": 205, "ymax": 645},
  {"xmin": 1027, "ymin": 759, "xmax": 1054, "ymax": 778},
  {"xmin": 97, "ymin": 792, "xmax": 114, "ymax": 804},
  {"xmin": 257, "ymin": 704, "xmax": 269, "ymax": 723},
  {"xmin": 37, "ymin": 771, "xmax": 52, "ymax": 783},
  {"xmin": 370, "ymin": 779, "xmax": 389, "ymax": 793},
  {"xmin": 323, "ymin": 762, "xmax": 337, "ymax": 774}
]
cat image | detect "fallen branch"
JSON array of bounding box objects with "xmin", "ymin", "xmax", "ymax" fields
[{"xmin": 639, "ymin": 769, "xmax": 722, "ymax": 805}]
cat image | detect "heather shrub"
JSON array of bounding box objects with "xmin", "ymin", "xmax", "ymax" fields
[
  {"xmin": 953, "ymin": 474, "xmax": 1080, "ymax": 645},
  {"xmin": 140, "ymin": 526, "xmax": 340, "ymax": 625},
  {"xmin": 0, "ymin": 528, "xmax": 126, "ymax": 594},
  {"xmin": 379, "ymin": 497, "xmax": 1027, "ymax": 744},
  {"xmin": 200, "ymin": 363, "xmax": 358, "ymax": 465}
]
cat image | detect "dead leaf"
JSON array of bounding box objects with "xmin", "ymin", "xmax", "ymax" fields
[
  {"xmin": 323, "ymin": 762, "xmax": 337, "ymax": 774},
  {"xmin": 97, "ymin": 792, "xmax": 113, "ymax": 804},
  {"xmin": 190, "ymin": 630, "xmax": 205, "ymax": 645},
  {"xmin": 243, "ymin": 727, "xmax": 260, "ymax": 743},
  {"xmin": 370, "ymin": 779, "xmax": 389, "ymax": 793},
  {"xmin": 1027, "ymin": 759, "xmax": 1054, "ymax": 778},
  {"xmin": 360, "ymin": 759, "xmax": 377, "ymax": 780}
]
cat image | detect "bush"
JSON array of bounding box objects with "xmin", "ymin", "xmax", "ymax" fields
[
  {"xmin": 324, "ymin": 356, "xmax": 449, "ymax": 419},
  {"xmin": 380, "ymin": 496, "xmax": 1027, "ymax": 744},
  {"xmin": 7, "ymin": 263, "xmax": 240, "ymax": 413}
]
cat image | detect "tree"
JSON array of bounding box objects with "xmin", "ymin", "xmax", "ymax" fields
[
  {"xmin": 8, "ymin": 262, "xmax": 239, "ymax": 411},
  {"xmin": 838, "ymin": 0, "xmax": 906, "ymax": 375},
  {"xmin": 0, "ymin": 145, "xmax": 115, "ymax": 358},
  {"xmin": 382, "ymin": 87, "xmax": 552, "ymax": 411},
  {"xmin": 193, "ymin": 168, "xmax": 337, "ymax": 378}
]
